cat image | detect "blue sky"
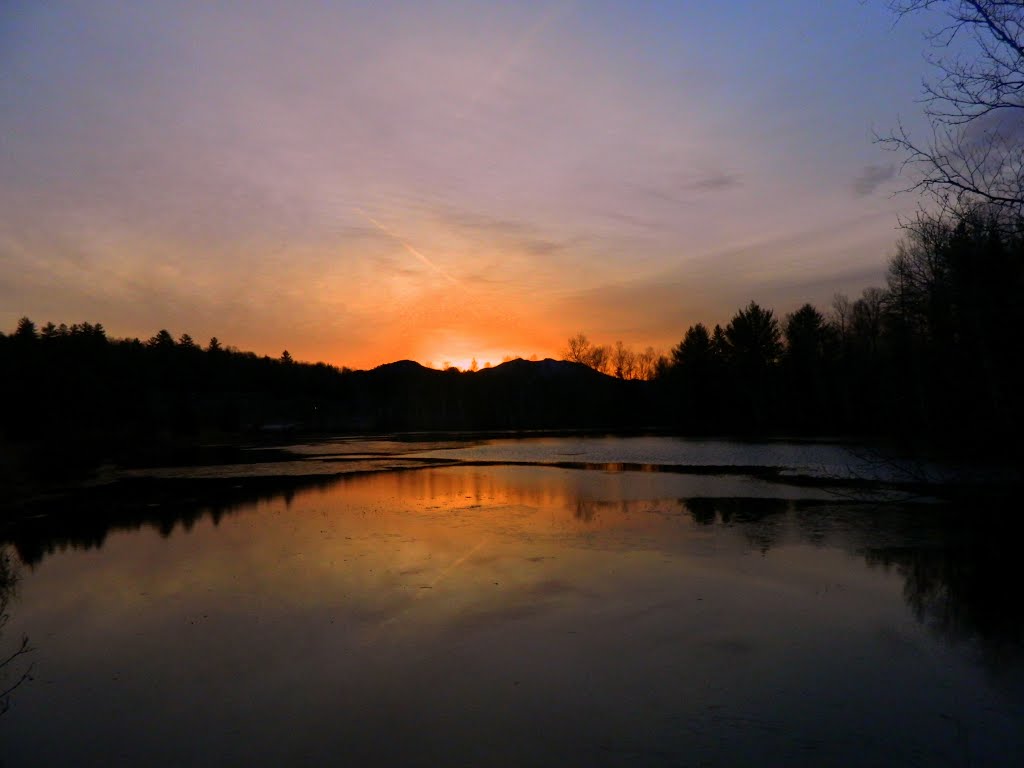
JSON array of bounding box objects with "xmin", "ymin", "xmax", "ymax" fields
[{"xmin": 0, "ymin": 1, "xmax": 943, "ymax": 367}]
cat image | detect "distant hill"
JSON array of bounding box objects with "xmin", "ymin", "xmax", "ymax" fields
[{"xmin": 342, "ymin": 358, "xmax": 652, "ymax": 431}]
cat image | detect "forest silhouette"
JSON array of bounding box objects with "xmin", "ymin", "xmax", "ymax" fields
[{"xmin": 2, "ymin": 204, "xmax": 1022, "ymax": 480}]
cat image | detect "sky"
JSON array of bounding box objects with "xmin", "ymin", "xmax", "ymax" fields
[{"xmin": 1, "ymin": 1, "xmax": 944, "ymax": 369}]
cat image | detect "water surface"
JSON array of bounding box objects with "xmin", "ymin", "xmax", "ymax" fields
[{"xmin": 1, "ymin": 440, "xmax": 1021, "ymax": 766}]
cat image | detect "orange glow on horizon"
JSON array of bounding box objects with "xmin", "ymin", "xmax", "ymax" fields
[{"xmin": 293, "ymin": 331, "xmax": 562, "ymax": 372}]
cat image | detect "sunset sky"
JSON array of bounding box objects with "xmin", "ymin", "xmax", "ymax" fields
[{"xmin": 1, "ymin": 1, "xmax": 942, "ymax": 369}]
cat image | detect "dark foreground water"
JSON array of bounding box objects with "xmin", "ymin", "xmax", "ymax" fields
[{"xmin": 1, "ymin": 437, "xmax": 1021, "ymax": 766}]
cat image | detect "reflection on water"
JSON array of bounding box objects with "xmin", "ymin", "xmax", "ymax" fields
[
  {"xmin": 1, "ymin": 462, "xmax": 1022, "ymax": 766},
  {"xmin": 684, "ymin": 496, "xmax": 1024, "ymax": 666},
  {"xmin": 866, "ymin": 543, "xmax": 1024, "ymax": 668},
  {"xmin": 4, "ymin": 475, "xmax": 342, "ymax": 566},
  {"xmin": 393, "ymin": 435, "xmax": 958, "ymax": 483},
  {"xmin": 0, "ymin": 546, "xmax": 31, "ymax": 716},
  {"xmin": 130, "ymin": 434, "xmax": 1009, "ymax": 488}
]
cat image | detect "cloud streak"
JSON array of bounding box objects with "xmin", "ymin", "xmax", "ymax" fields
[
  {"xmin": 853, "ymin": 163, "xmax": 897, "ymax": 196},
  {"xmin": 0, "ymin": 1, "xmax": 933, "ymax": 367}
]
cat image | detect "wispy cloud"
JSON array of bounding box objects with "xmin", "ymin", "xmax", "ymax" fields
[
  {"xmin": 683, "ymin": 170, "xmax": 743, "ymax": 192},
  {"xmin": 852, "ymin": 163, "xmax": 897, "ymax": 196},
  {"xmin": 0, "ymin": 1, "xmax": 932, "ymax": 366}
]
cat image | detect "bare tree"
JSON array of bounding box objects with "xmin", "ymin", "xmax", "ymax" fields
[
  {"xmin": 634, "ymin": 346, "xmax": 664, "ymax": 380},
  {"xmin": 564, "ymin": 332, "xmax": 592, "ymax": 365},
  {"xmin": 564, "ymin": 333, "xmax": 609, "ymax": 373},
  {"xmin": 882, "ymin": 2, "xmax": 1024, "ymax": 217},
  {"xmin": 610, "ymin": 341, "xmax": 636, "ymax": 379},
  {"xmin": 831, "ymin": 293, "xmax": 853, "ymax": 342},
  {"xmin": 587, "ymin": 344, "xmax": 611, "ymax": 374},
  {"xmin": 851, "ymin": 287, "xmax": 889, "ymax": 357},
  {"xmin": 565, "ymin": 333, "xmax": 661, "ymax": 379},
  {"xmin": 886, "ymin": 210, "xmax": 956, "ymax": 335}
]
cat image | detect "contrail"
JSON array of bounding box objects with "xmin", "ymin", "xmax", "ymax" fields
[{"xmin": 355, "ymin": 207, "xmax": 459, "ymax": 284}]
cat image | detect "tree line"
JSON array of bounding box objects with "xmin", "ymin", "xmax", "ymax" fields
[
  {"xmin": 0, "ymin": 323, "xmax": 353, "ymax": 480},
  {"xmin": 3, "ymin": 2, "xmax": 1022, "ymax": 466},
  {"xmin": 563, "ymin": 335, "xmax": 664, "ymax": 381},
  {"xmin": 557, "ymin": 206, "xmax": 1021, "ymax": 447},
  {"xmin": 4, "ymin": 198, "xmax": 1020, "ymax": 459},
  {"xmin": 0, "ymin": 320, "xmax": 640, "ymax": 480}
]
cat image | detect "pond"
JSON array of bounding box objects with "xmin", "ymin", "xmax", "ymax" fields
[{"xmin": 0, "ymin": 437, "xmax": 1021, "ymax": 766}]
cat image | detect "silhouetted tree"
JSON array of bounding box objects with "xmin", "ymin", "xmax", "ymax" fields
[
  {"xmin": 785, "ymin": 304, "xmax": 829, "ymax": 365},
  {"xmin": 668, "ymin": 323, "xmax": 725, "ymax": 429},
  {"xmin": 565, "ymin": 334, "xmax": 660, "ymax": 379},
  {"xmin": 589, "ymin": 344, "xmax": 611, "ymax": 374},
  {"xmin": 147, "ymin": 329, "xmax": 175, "ymax": 349},
  {"xmin": 831, "ymin": 294, "xmax": 852, "ymax": 340},
  {"xmin": 565, "ymin": 332, "xmax": 591, "ymax": 365},
  {"xmin": 710, "ymin": 324, "xmax": 728, "ymax": 359},
  {"xmin": 851, "ymin": 288, "xmax": 887, "ymax": 359},
  {"xmin": 783, "ymin": 304, "xmax": 836, "ymax": 430},
  {"xmin": 611, "ymin": 340, "xmax": 636, "ymax": 379},
  {"xmin": 883, "ymin": 1, "xmax": 1024, "ymax": 217},
  {"xmin": 671, "ymin": 323, "xmax": 713, "ymax": 369},
  {"xmin": 885, "ymin": 206, "xmax": 1024, "ymax": 435},
  {"xmin": 563, "ymin": 332, "xmax": 610, "ymax": 374},
  {"xmin": 13, "ymin": 317, "xmax": 36, "ymax": 342},
  {"xmin": 634, "ymin": 346, "xmax": 663, "ymax": 380},
  {"xmin": 725, "ymin": 302, "xmax": 782, "ymax": 369},
  {"xmin": 724, "ymin": 302, "xmax": 783, "ymax": 428}
]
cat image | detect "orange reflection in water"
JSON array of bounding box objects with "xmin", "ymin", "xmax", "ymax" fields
[
  {"xmin": 243, "ymin": 466, "xmax": 695, "ymax": 632},
  {"xmin": 6, "ymin": 464, "xmax": 989, "ymax": 768}
]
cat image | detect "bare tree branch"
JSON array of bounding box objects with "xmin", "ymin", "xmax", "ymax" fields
[
  {"xmin": 0, "ymin": 547, "xmax": 33, "ymax": 716},
  {"xmin": 884, "ymin": 2, "xmax": 1024, "ymax": 217}
]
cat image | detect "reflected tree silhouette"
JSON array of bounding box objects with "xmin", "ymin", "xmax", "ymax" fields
[
  {"xmin": 686, "ymin": 497, "xmax": 1024, "ymax": 666},
  {"xmin": 1, "ymin": 474, "xmax": 342, "ymax": 567},
  {"xmin": 571, "ymin": 498, "xmax": 670, "ymax": 523},
  {"xmin": 0, "ymin": 546, "xmax": 32, "ymax": 715},
  {"xmin": 573, "ymin": 499, "xmax": 597, "ymax": 522},
  {"xmin": 685, "ymin": 497, "xmax": 718, "ymax": 526},
  {"xmin": 865, "ymin": 529, "xmax": 1024, "ymax": 668},
  {"xmin": 685, "ymin": 497, "xmax": 789, "ymax": 527},
  {"xmin": 684, "ymin": 497, "xmax": 789, "ymax": 552}
]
